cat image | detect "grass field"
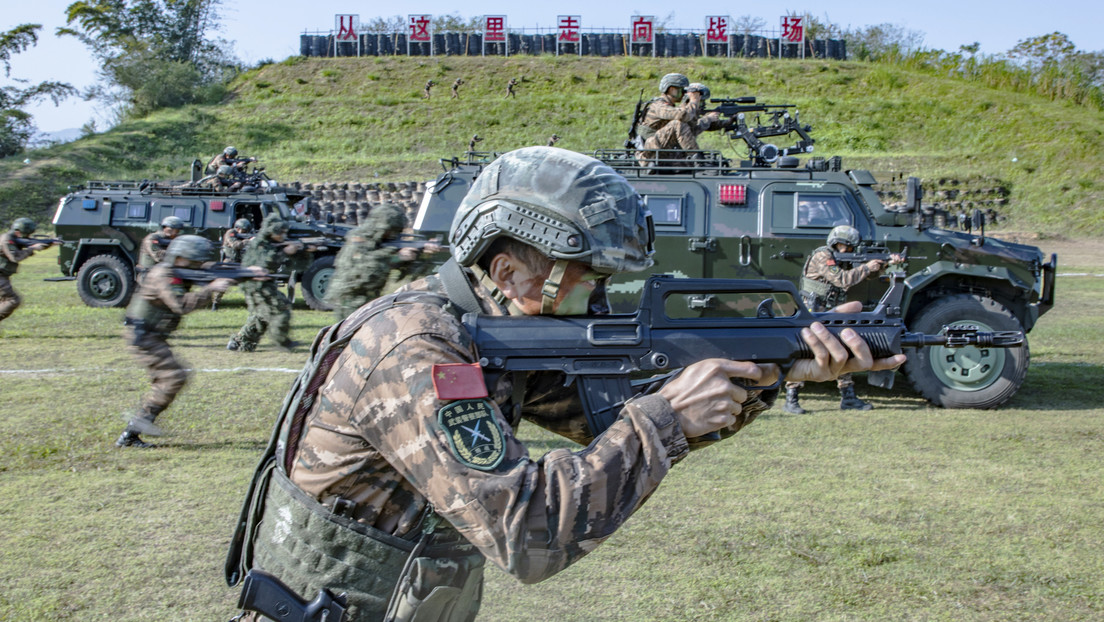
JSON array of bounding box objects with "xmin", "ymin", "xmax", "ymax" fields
[{"xmin": 1, "ymin": 240, "xmax": 1102, "ymax": 621}]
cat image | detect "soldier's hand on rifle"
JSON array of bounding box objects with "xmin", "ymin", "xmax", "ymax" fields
[
  {"xmin": 423, "ymin": 241, "xmax": 443, "ymax": 254},
  {"xmin": 398, "ymin": 247, "xmax": 419, "ymax": 261},
  {"xmin": 888, "ymin": 253, "xmax": 905, "ymax": 265},
  {"xmin": 787, "ymin": 310, "xmax": 907, "ymax": 382},
  {"xmin": 208, "ymin": 278, "xmax": 236, "ymax": 293},
  {"xmin": 281, "ymin": 242, "xmax": 303, "ymax": 255},
  {"xmin": 658, "ymin": 359, "xmax": 777, "ymax": 438},
  {"xmin": 865, "ymin": 258, "xmax": 886, "ymax": 271},
  {"xmin": 245, "ymin": 265, "xmax": 271, "ymax": 280},
  {"xmin": 30, "ymin": 243, "xmax": 50, "ymax": 251}
]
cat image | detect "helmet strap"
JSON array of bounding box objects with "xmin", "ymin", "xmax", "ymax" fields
[
  {"xmin": 470, "ymin": 264, "xmax": 508, "ymax": 307},
  {"xmin": 540, "ymin": 259, "xmax": 570, "ymax": 314}
]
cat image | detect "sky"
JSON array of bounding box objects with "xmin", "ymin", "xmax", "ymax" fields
[{"xmin": 5, "ymin": 0, "xmax": 1104, "ymax": 134}]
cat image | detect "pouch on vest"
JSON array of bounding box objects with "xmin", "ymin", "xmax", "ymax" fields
[{"xmin": 384, "ymin": 553, "xmax": 485, "ymax": 622}]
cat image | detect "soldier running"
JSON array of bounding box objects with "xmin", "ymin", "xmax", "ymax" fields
[{"xmin": 0, "ymin": 218, "xmax": 56, "ymax": 325}]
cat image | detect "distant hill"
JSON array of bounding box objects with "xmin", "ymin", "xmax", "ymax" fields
[
  {"xmin": 29, "ymin": 128, "xmax": 83, "ymax": 148},
  {"xmin": 2, "ymin": 55, "xmax": 1103, "ymax": 234}
]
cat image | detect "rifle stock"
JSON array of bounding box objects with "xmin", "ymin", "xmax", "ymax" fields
[{"xmin": 463, "ymin": 275, "xmax": 1023, "ymax": 436}]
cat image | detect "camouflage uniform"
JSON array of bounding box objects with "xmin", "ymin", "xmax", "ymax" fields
[
  {"xmin": 0, "ymin": 231, "xmax": 38, "ymax": 323},
  {"xmin": 423, "ymin": 80, "xmax": 435, "ymax": 99},
  {"xmin": 123, "ymin": 263, "xmax": 219, "ymax": 430},
  {"xmin": 325, "ymin": 205, "xmax": 418, "ymax": 321},
  {"xmin": 636, "ymin": 96, "xmax": 702, "ymax": 164},
  {"xmin": 450, "ymin": 78, "xmax": 463, "ymax": 99},
  {"xmin": 137, "ymin": 231, "xmax": 173, "ymax": 280},
  {"xmin": 230, "ymin": 268, "xmax": 716, "ymax": 621},
  {"xmin": 504, "ymin": 78, "xmax": 517, "ymax": 98},
  {"xmin": 231, "ymin": 222, "xmax": 303, "ymax": 351},
  {"xmin": 222, "ymin": 228, "xmax": 251, "ymax": 263}
]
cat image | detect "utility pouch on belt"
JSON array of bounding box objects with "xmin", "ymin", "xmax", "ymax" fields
[{"xmin": 383, "ymin": 553, "xmax": 484, "ymax": 622}]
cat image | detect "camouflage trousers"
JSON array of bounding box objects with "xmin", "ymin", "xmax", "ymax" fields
[
  {"xmin": 786, "ymin": 373, "xmax": 855, "ymax": 391},
  {"xmin": 637, "ymin": 121, "xmax": 699, "ymax": 165},
  {"xmin": 127, "ymin": 327, "xmax": 189, "ymax": 414},
  {"xmin": 236, "ymin": 282, "xmax": 292, "ymax": 347},
  {"xmin": 0, "ymin": 275, "xmax": 22, "ymax": 322}
]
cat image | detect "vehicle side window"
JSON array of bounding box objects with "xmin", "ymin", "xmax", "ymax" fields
[
  {"xmin": 644, "ymin": 195, "xmax": 685, "ymax": 230},
  {"xmin": 173, "ymin": 206, "xmax": 193, "ymax": 223},
  {"xmin": 126, "ymin": 202, "xmax": 148, "ymax": 219},
  {"xmin": 795, "ymin": 194, "xmax": 850, "ymax": 229}
]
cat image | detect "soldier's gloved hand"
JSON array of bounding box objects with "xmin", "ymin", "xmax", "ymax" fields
[{"xmin": 658, "ymin": 359, "xmax": 777, "ymax": 438}]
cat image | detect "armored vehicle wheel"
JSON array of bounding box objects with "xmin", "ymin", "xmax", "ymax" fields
[
  {"xmin": 76, "ymin": 254, "xmax": 135, "ymax": 308},
  {"xmin": 301, "ymin": 255, "xmax": 335, "ymax": 311},
  {"xmin": 903, "ymin": 294, "xmax": 1029, "ymax": 409}
]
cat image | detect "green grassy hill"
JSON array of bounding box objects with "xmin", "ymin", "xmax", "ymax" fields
[{"xmin": 3, "ymin": 55, "xmax": 1104, "ymax": 234}]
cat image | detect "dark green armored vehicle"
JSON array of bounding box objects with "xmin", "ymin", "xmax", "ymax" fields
[
  {"xmin": 52, "ymin": 178, "xmax": 349, "ymax": 310},
  {"xmin": 413, "ymin": 99, "xmax": 1057, "ymax": 409}
]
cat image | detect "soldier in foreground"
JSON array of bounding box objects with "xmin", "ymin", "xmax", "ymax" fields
[
  {"xmin": 227, "ymin": 217, "xmax": 310, "ymax": 352},
  {"xmin": 783, "ymin": 225, "xmax": 904, "ymax": 414},
  {"xmin": 137, "ymin": 216, "xmax": 184, "ymax": 282},
  {"xmin": 116, "ymin": 236, "xmax": 242, "ymax": 448},
  {"xmin": 226, "ymin": 147, "xmax": 904, "ymax": 621},
  {"xmin": 325, "ymin": 204, "xmax": 441, "ymax": 321},
  {"xmin": 635, "ymin": 73, "xmax": 723, "ymax": 167},
  {"xmin": 0, "ymin": 218, "xmax": 55, "ymax": 324}
]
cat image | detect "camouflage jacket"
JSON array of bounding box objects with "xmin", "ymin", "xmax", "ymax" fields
[
  {"xmin": 284, "ymin": 268, "xmax": 695, "ymax": 583},
  {"xmin": 240, "ymin": 236, "xmax": 305, "ymax": 290},
  {"xmin": 326, "ymin": 223, "xmax": 407, "ymax": 296},
  {"xmin": 222, "ymin": 229, "xmax": 251, "ymax": 263},
  {"xmin": 0, "ymin": 231, "xmax": 35, "ymax": 277},
  {"xmin": 639, "ymin": 96, "xmax": 700, "ymax": 136},
  {"xmin": 799, "ymin": 246, "xmax": 881, "ymax": 310},
  {"xmin": 139, "ymin": 232, "xmax": 172, "ymax": 269},
  {"xmin": 124, "ymin": 263, "xmax": 217, "ymax": 333}
]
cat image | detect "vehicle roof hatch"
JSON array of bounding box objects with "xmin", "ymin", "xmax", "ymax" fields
[{"xmin": 848, "ymin": 170, "xmax": 878, "ymax": 186}]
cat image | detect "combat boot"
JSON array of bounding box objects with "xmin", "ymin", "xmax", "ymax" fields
[
  {"xmin": 839, "ymin": 385, "xmax": 873, "ymax": 411},
  {"xmin": 782, "ymin": 387, "xmax": 807, "ymax": 414},
  {"xmin": 115, "ymin": 430, "xmax": 156, "ymax": 448}
]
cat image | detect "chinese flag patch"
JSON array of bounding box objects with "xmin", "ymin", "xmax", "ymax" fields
[
  {"xmin": 825, "ymin": 258, "xmax": 836, "ymax": 266},
  {"xmin": 171, "ymin": 277, "xmax": 184, "ymax": 285},
  {"xmin": 432, "ymin": 363, "xmax": 488, "ymax": 400}
]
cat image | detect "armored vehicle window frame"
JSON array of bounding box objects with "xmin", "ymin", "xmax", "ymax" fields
[
  {"xmin": 125, "ymin": 202, "xmax": 148, "ymax": 219},
  {"xmin": 794, "ymin": 194, "xmax": 852, "ymax": 230},
  {"xmin": 644, "ymin": 195, "xmax": 686, "ymax": 229}
]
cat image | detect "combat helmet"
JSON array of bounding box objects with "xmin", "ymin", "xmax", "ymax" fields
[
  {"xmin": 827, "ymin": 225, "xmax": 861, "ymax": 248},
  {"xmin": 12, "ymin": 218, "xmax": 36, "ymax": 234},
  {"xmin": 234, "ymin": 218, "xmax": 253, "ymax": 232},
  {"xmin": 161, "ymin": 216, "xmax": 185, "ymax": 230},
  {"xmin": 450, "ymin": 146, "xmax": 655, "ymax": 276},
  {"xmin": 659, "ymin": 73, "xmax": 689, "ymax": 94},
  {"xmin": 165, "ymin": 234, "xmax": 215, "ymax": 264},
  {"xmin": 259, "ymin": 217, "xmax": 289, "ymax": 237},
  {"xmin": 217, "ymin": 165, "xmax": 234, "ymax": 178},
  {"xmin": 224, "ymin": 146, "xmax": 238, "ymax": 158}
]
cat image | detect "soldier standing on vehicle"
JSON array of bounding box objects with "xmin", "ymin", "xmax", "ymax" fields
[
  {"xmin": 783, "ymin": 225, "xmax": 904, "ymax": 414},
  {"xmin": 423, "ymin": 80, "xmax": 435, "ymax": 99},
  {"xmin": 635, "ymin": 73, "xmax": 723, "ymax": 167},
  {"xmin": 0, "ymin": 218, "xmax": 54, "ymax": 324},
  {"xmin": 324, "ymin": 204, "xmax": 441, "ymax": 321},
  {"xmin": 505, "ymin": 77, "xmax": 517, "ymax": 98},
  {"xmin": 225, "ymin": 146, "xmax": 903, "ymax": 622},
  {"xmin": 211, "ymin": 219, "xmax": 255, "ymax": 311},
  {"xmin": 207, "ymin": 146, "xmax": 256, "ymax": 175},
  {"xmin": 137, "ymin": 216, "xmax": 184, "ymax": 282},
  {"xmin": 115, "ymin": 235, "xmax": 240, "ymax": 448},
  {"xmin": 450, "ymin": 77, "xmax": 463, "ymax": 99},
  {"xmin": 227, "ymin": 217, "xmax": 309, "ymax": 352}
]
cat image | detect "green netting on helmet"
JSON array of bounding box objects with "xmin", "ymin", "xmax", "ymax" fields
[{"xmin": 449, "ymin": 146, "xmax": 654, "ymax": 275}]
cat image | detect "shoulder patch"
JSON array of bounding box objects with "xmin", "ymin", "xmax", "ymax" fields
[
  {"xmin": 170, "ymin": 277, "xmax": 184, "ymax": 285},
  {"xmin": 438, "ymin": 399, "xmax": 505, "ymax": 470},
  {"xmin": 432, "ymin": 363, "xmax": 488, "ymax": 400}
]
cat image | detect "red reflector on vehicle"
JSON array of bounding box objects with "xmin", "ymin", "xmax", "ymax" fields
[
  {"xmin": 719, "ymin": 184, "xmax": 746, "ymax": 205},
  {"xmin": 210, "ymin": 201, "xmax": 225, "ymax": 211}
]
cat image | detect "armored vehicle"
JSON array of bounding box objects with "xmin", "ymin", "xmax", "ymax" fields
[
  {"xmin": 413, "ymin": 98, "xmax": 1057, "ymax": 409},
  {"xmin": 52, "ymin": 178, "xmax": 348, "ymax": 311}
]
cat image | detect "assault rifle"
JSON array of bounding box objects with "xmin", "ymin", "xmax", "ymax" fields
[
  {"xmin": 173, "ymin": 262, "xmax": 284, "ymax": 283},
  {"xmin": 705, "ymin": 96, "xmax": 815, "ymax": 166},
  {"xmin": 380, "ymin": 233, "xmax": 443, "ymax": 252},
  {"xmin": 276, "ymin": 236, "xmax": 330, "ymax": 251},
  {"xmin": 833, "ymin": 246, "xmax": 927, "ymax": 264},
  {"xmin": 463, "ymin": 275, "xmax": 1024, "ymax": 437},
  {"xmin": 237, "ymin": 569, "xmax": 348, "ymax": 622},
  {"xmin": 9, "ymin": 236, "xmax": 62, "ymax": 249},
  {"xmin": 625, "ymin": 88, "xmax": 647, "ymax": 149}
]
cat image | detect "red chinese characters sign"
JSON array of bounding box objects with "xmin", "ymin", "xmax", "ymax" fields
[
  {"xmin": 631, "ymin": 15, "xmax": 655, "ymax": 44},
  {"xmin": 484, "ymin": 15, "xmax": 506, "ymax": 42},
  {"xmin": 408, "ymin": 14, "xmax": 432, "ymax": 43},
  {"xmin": 706, "ymin": 16, "xmax": 729, "ymax": 43},
  {"xmin": 557, "ymin": 15, "xmax": 580, "ymax": 43},
  {"xmin": 335, "ymin": 14, "xmax": 359, "ymax": 42},
  {"xmin": 781, "ymin": 16, "xmax": 805, "ymax": 44}
]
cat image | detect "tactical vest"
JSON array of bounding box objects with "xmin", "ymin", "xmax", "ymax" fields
[
  {"xmin": 634, "ymin": 97, "xmax": 664, "ymax": 141},
  {"xmin": 124, "ymin": 269, "xmax": 187, "ymax": 333},
  {"xmin": 798, "ymin": 246, "xmax": 847, "ymax": 312},
  {"xmin": 139, "ymin": 234, "xmax": 166, "ymax": 269},
  {"xmin": 226, "ymin": 282, "xmax": 486, "ymax": 622}
]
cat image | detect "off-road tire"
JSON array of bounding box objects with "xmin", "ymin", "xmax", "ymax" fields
[
  {"xmin": 76, "ymin": 254, "xmax": 135, "ymax": 308},
  {"xmin": 903, "ymin": 294, "xmax": 1029, "ymax": 409},
  {"xmin": 301, "ymin": 254, "xmax": 335, "ymax": 311}
]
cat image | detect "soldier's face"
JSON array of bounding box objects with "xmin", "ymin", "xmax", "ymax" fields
[
  {"xmin": 165, "ymin": 227, "xmax": 181, "ymax": 237},
  {"xmin": 501, "ymin": 258, "xmax": 609, "ymax": 316}
]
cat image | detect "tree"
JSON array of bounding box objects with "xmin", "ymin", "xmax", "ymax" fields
[
  {"xmin": 0, "ymin": 24, "xmax": 78, "ymax": 157},
  {"xmin": 843, "ymin": 23, "xmax": 926, "ymax": 61},
  {"xmin": 1008, "ymin": 32, "xmax": 1077, "ymax": 68},
  {"xmin": 58, "ymin": 0, "xmax": 239, "ymax": 119}
]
